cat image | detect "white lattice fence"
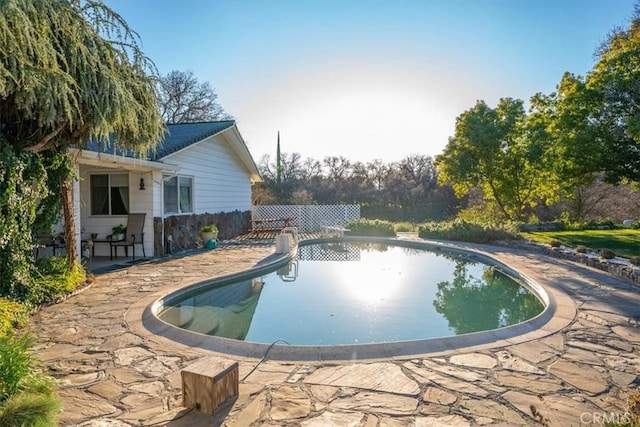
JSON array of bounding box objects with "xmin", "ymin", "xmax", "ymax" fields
[{"xmin": 251, "ymin": 205, "xmax": 360, "ymax": 232}]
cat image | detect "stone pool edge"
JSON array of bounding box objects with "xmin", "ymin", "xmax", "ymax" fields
[{"xmin": 125, "ymin": 237, "xmax": 577, "ymax": 362}]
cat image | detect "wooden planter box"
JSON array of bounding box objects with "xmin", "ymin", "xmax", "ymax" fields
[{"xmin": 181, "ymin": 356, "xmax": 239, "ymax": 415}]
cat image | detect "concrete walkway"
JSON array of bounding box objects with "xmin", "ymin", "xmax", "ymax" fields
[{"xmin": 30, "ymin": 238, "xmax": 639, "ymax": 426}]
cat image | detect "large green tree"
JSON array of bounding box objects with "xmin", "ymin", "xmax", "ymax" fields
[
  {"xmin": 0, "ymin": 0, "xmax": 165, "ymax": 263},
  {"xmin": 545, "ymin": 11, "xmax": 640, "ymax": 187},
  {"xmin": 435, "ymin": 98, "xmax": 556, "ymax": 222},
  {"xmin": 581, "ymin": 14, "xmax": 640, "ymax": 183}
]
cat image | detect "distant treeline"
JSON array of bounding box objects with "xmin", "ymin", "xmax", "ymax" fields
[{"xmin": 253, "ymin": 153, "xmax": 460, "ymax": 222}]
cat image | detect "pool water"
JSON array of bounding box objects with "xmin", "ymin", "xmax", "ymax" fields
[{"xmin": 158, "ymin": 242, "xmax": 544, "ymax": 346}]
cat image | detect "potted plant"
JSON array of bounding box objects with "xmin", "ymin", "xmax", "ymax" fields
[
  {"xmin": 199, "ymin": 224, "xmax": 219, "ymax": 242},
  {"xmin": 112, "ymin": 224, "xmax": 127, "ymax": 241}
]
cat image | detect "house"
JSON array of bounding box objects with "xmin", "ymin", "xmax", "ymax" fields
[{"xmin": 70, "ymin": 120, "xmax": 262, "ymax": 259}]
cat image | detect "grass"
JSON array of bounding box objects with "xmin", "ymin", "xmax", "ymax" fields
[{"xmin": 520, "ymin": 229, "xmax": 640, "ymax": 259}]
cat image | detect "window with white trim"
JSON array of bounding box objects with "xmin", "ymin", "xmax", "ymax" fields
[
  {"xmin": 164, "ymin": 175, "xmax": 193, "ymax": 214},
  {"xmin": 90, "ymin": 173, "xmax": 129, "ymax": 215}
]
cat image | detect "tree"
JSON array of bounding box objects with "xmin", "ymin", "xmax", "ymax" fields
[
  {"xmin": 580, "ymin": 13, "xmax": 640, "ymax": 183},
  {"xmin": 435, "ymin": 98, "xmax": 556, "ymax": 222},
  {"xmin": 256, "ymin": 152, "xmax": 303, "ymax": 204},
  {"xmin": 157, "ymin": 70, "xmax": 231, "ymax": 123},
  {"xmin": 433, "ymin": 261, "xmax": 542, "ymax": 334},
  {"xmin": 0, "ymin": 0, "xmax": 165, "ymax": 265}
]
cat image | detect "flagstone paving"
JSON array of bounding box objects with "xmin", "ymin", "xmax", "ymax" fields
[{"xmin": 29, "ymin": 237, "xmax": 640, "ymax": 426}]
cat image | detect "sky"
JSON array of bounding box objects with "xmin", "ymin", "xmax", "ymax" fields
[{"xmin": 104, "ymin": 0, "xmax": 636, "ymax": 164}]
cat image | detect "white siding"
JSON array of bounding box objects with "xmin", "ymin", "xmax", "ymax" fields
[
  {"xmin": 159, "ymin": 133, "xmax": 253, "ymax": 215},
  {"xmin": 152, "ymin": 170, "xmax": 164, "ymax": 217}
]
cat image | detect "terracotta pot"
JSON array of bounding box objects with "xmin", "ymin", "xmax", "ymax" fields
[{"xmin": 200, "ymin": 231, "xmax": 218, "ymax": 242}]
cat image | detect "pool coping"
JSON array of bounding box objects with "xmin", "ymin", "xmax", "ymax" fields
[{"xmin": 125, "ymin": 236, "xmax": 577, "ymax": 362}]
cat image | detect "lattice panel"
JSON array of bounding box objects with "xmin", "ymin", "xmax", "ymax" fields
[
  {"xmin": 297, "ymin": 242, "xmax": 361, "ymax": 261},
  {"xmin": 252, "ymin": 205, "xmax": 360, "ymax": 232}
]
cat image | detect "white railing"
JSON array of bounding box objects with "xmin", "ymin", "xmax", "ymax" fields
[{"xmin": 251, "ymin": 205, "xmax": 360, "ymax": 232}]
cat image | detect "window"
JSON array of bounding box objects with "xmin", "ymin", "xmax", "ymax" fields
[
  {"xmin": 164, "ymin": 175, "xmax": 193, "ymax": 214},
  {"xmin": 90, "ymin": 173, "xmax": 129, "ymax": 215}
]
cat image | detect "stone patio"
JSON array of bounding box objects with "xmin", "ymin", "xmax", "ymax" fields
[{"xmin": 29, "ymin": 236, "xmax": 640, "ymax": 426}]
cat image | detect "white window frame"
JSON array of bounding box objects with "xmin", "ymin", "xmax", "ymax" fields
[{"xmin": 163, "ymin": 174, "xmax": 194, "ymax": 215}]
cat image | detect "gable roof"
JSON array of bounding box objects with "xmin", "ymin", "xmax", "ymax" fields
[
  {"xmin": 151, "ymin": 121, "xmax": 235, "ymax": 160},
  {"xmin": 80, "ymin": 120, "xmax": 262, "ymax": 182}
]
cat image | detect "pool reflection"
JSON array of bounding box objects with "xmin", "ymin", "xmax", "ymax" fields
[
  {"xmin": 159, "ymin": 278, "xmax": 264, "ymax": 340},
  {"xmin": 433, "ymin": 261, "xmax": 543, "ymax": 334},
  {"xmin": 158, "ymin": 241, "xmax": 545, "ymax": 345}
]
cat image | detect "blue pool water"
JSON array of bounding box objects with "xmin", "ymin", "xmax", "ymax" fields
[{"xmin": 158, "ymin": 241, "xmax": 544, "ymax": 346}]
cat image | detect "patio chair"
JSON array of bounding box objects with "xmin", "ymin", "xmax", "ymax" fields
[{"xmin": 110, "ymin": 213, "xmax": 146, "ymax": 260}]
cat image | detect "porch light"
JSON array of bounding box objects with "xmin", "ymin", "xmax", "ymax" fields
[{"xmin": 139, "ymin": 177, "xmax": 145, "ymax": 190}]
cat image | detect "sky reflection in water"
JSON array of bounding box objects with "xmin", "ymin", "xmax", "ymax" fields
[{"xmin": 159, "ymin": 242, "xmax": 544, "ymax": 345}]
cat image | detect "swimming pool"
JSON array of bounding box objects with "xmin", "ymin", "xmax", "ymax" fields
[{"xmin": 157, "ymin": 240, "xmax": 544, "ymax": 347}]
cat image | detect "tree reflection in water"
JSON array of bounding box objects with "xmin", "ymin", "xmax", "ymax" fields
[{"xmin": 433, "ymin": 259, "xmax": 544, "ymax": 335}]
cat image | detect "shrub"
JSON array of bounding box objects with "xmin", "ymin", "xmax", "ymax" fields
[
  {"xmin": 574, "ymin": 245, "xmax": 589, "ymax": 253},
  {"xmin": 561, "ymin": 220, "xmax": 617, "ymax": 231},
  {"xmin": 457, "ymin": 203, "xmax": 506, "ymax": 225},
  {"xmin": 628, "ymin": 388, "xmax": 640, "ymax": 424},
  {"xmin": 0, "ymin": 333, "xmax": 59, "ymax": 426},
  {"xmin": 0, "ymin": 333, "xmax": 55, "ymax": 399},
  {"xmin": 604, "ymin": 387, "xmax": 640, "ymax": 427},
  {"xmin": 27, "ymin": 257, "xmax": 85, "ymax": 306},
  {"xmin": 200, "ymin": 224, "xmax": 218, "ymax": 233},
  {"xmin": 0, "ymin": 299, "xmax": 29, "ymax": 339},
  {"xmin": 549, "ymin": 239, "xmax": 563, "ymax": 248},
  {"xmin": 0, "ymin": 333, "xmax": 37, "ymax": 401},
  {"xmin": 346, "ymin": 218, "xmax": 396, "ymax": 237},
  {"xmin": 393, "ymin": 222, "xmax": 415, "ymax": 232},
  {"xmin": 417, "ymin": 219, "xmax": 520, "ymax": 243},
  {"xmin": 0, "ymin": 391, "xmax": 61, "ymax": 427},
  {"xmin": 598, "ymin": 248, "xmax": 617, "ymax": 259}
]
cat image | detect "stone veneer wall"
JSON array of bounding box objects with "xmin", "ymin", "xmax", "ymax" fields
[{"xmin": 153, "ymin": 210, "xmax": 252, "ymax": 255}]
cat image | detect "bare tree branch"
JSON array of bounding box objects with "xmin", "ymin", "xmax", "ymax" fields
[{"xmin": 157, "ymin": 70, "xmax": 232, "ymax": 123}]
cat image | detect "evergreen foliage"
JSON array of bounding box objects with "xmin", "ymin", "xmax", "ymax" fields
[
  {"xmin": 0, "ymin": 0, "xmax": 165, "ymax": 262},
  {"xmin": 0, "ymin": 0, "xmax": 164, "ymax": 154}
]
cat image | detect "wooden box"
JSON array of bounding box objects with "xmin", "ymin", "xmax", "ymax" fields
[{"xmin": 181, "ymin": 357, "xmax": 239, "ymax": 415}]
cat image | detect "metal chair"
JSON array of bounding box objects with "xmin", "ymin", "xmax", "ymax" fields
[{"xmin": 110, "ymin": 213, "xmax": 146, "ymax": 260}]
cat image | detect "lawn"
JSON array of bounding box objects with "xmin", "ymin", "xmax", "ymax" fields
[{"xmin": 520, "ymin": 229, "xmax": 640, "ymax": 259}]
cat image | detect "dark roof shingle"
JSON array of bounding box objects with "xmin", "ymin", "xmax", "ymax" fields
[{"xmin": 82, "ymin": 120, "xmax": 236, "ymax": 160}]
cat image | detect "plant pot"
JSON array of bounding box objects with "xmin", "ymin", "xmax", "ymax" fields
[
  {"xmin": 200, "ymin": 231, "xmax": 218, "ymax": 242},
  {"xmin": 113, "ymin": 233, "xmax": 125, "ymax": 241}
]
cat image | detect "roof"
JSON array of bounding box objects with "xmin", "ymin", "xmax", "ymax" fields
[
  {"xmin": 80, "ymin": 120, "xmax": 262, "ymax": 182},
  {"xmin": 82, "ymin": 121, "xmax": 236, "ymax": 160},
  {"xmin": 151, "ymin": 121, "xmax": 236, "ymax": 159}
]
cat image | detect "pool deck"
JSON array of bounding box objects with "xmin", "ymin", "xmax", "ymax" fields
[{"xmin": 29, "ymin": 234, "xmax": 639, "ymax": 426}]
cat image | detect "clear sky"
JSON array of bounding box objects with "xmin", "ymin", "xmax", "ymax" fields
[{"xmin": 104, "ymin": 0, "xmax": 635, "ymax": 164}]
